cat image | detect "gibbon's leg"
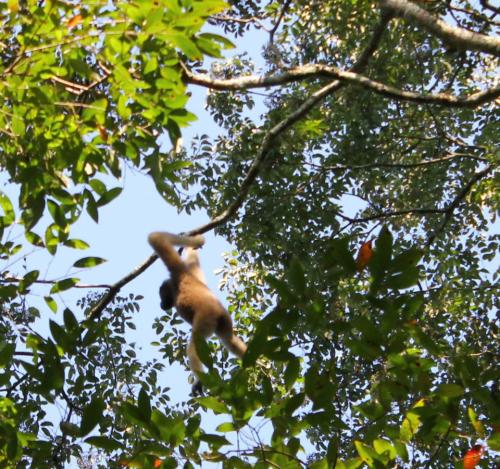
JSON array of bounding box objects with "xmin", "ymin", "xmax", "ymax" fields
[
  {"xmin": 148, "ymin": 232, "xmax": 205, "ymax": 273},
  {"xmin": 216, "ymin": 314, "xmax": 247, "ymax": 358},
  {"xmin": 187, "ymin": 334, "xmax": 204, "ymax": 395},
  {"xmin": 188, "ymin": 313, "xmax": 219, "ymax": 395}
]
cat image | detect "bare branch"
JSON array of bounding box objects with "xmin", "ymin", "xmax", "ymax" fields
[
  {"xmin": 184, "ymin": 64, "xmax": 500, "ymax": 108},
  {"xmin": 51, "ymin": 70, "xmax": 110, "ymax": 96},
  {"xmin": 480, "ymin": 0, "xmax": 500, "ymax": 15},
  {"xmin": 380, "ymin": 0, "xmax": 500, "ymax": 56},
  {"xmin": 88, "ymin": 254, "xmax": 157, "ymax": 320}
]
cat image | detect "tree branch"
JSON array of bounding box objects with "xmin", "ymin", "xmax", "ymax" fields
[
  {"xmin": 426, "ymin": 165, "xmax": 494, "ymax": 246},
  {"xmin": 305, "ymin": 152, "xmax": 486, "ymax": 172},
  {"xmin": 0, "ymin": 277, "xmax": 111, "ymax": 289},
  {"xmin": 337, "ymin": 207, "xmax": 445, "ymax": 224},
  {"xmin": 88, "ymin": 254, "xmax": 157, "ymax": 320},
  {"xmin": 380, "ymin": 0, "xmax": 500, "ymax": 56},
  {"xmin": 269, "ymin": 0, "xmax": 292, "ymax": 43},
  {"xmin": 335, "ymin": 166, "xmax": 494, "ymax": 237},
  {"xmin": 87, "ymin": 13, "xmax": 392, "ymax": 320},
  {"xmin": 185, "ymin": 63, "xmax": 500, "ymax": 108}
]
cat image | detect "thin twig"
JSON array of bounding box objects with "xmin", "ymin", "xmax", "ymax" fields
[{"xmin": 304, "ymin": 152, "xmax": 486, "ymax": 172}]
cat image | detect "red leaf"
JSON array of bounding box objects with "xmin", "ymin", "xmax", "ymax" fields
[
  {"xmin": 67, "ymin": 14, "xmax": 83, "ymax": 29},
  {"xmin": 98, "ymin": 126, "xmax": 108, "ymax": 142},
  {"xmin": 463, "ymin": 445, "xmax": 484, "ymax": 469},
  {"xmin": 356, "ymin": 240, "xmax": 373, "ymax": 271}
]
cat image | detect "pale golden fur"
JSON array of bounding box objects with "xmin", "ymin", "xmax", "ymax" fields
[{"xmin": 148, "ymin": 232, "xmax": 247, "ymax": 391}]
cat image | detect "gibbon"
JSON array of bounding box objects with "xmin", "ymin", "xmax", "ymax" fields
[{"xmin": 148, "ymin": 231, "xmax": 247, "ymax": 393}]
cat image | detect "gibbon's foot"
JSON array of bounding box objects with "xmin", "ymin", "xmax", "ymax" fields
[{"xmin": 191, "ymin": 381, "xmax": 203, "ymax": 396}]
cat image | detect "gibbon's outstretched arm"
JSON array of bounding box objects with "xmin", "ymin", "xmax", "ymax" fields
[{"xmin": 148, "ymin": 232, "xmax": 247, "ymax": 393}]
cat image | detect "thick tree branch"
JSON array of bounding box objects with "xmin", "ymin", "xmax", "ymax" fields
[
  {"xmin": 87, "ymin": 14, "xmax": 392, "ymax": 320},
  {"xmin": 184, "ymin": 64, "xmax": 500, "ymax": 108},
  {"xmin": 380, "ymin": 0, "xmax": 500, "ymax": 56}
]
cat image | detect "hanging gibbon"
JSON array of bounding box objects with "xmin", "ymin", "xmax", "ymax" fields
[{"xmin": 148, "ymin": 232, "xmax": 247, "ymax": 393}]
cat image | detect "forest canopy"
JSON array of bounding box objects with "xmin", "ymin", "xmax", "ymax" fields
[{"xmin": 0, "ymin": 0, "xmax": 499, "ymax": 468}]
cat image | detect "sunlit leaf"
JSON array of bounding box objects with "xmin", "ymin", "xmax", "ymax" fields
[
  {"xmin": 463, "ymin": 445, "xmax": 484, "ymax": 469},
  {"xmin": 73, "ymin": 257, "xmax": 107, "ymax": 268}
]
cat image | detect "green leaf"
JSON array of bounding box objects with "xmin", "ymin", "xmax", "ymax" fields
[
  {"xmin": 400, "ymin": 399, "xmax": 424, "ymax": 442},
  {"xmin": 73, "ymin": 257, "xmax": 107, "ymax": 268},
  {"xmin": 487, "ymin": 432, "xmax": 500, "ymax": 451},
  {"xmin": 194, "ymin": 335, "xmax": 213, "ymax": 369},
  {"xmin": 467, "ymin": 407, "xmax": 485, "ymax": 438},
  {"xmin": 0, "ymin": 192, "xmax": 15, "ymax": 225},
  {"xmin": 391, "ymin": 248, "xmax": 423, "ymax": 273},
  {"xmin": 199, "ymin": 433, "xmax": 230, "ymax": 448},
  {"xmin": 287, "ymin": 257, "xmax": 306, "ymax": 296},
  {"xmin": 284, "ymin": 356, "xmax": 301, "ymax": 390},
  {"xmin": 60, "ymin": 422, "xmax": 81, "ymax": 437},
  {"xmin": 325, "ymin": 237, "xmax": 357, "ymax": 274},
  {"xmin": 370, "ymin": 226, "xmax": 393, "ymax": 279},
  {"xmin": 50, "ymin": 278, "xmax": 79, "ymax": 294},
  {"xmin": 19, "ymin": 270, "xmax": 40, "ymax": 292},
  {"xmin": 216, "ymin": 422, "xmax": 235, "ymax": 433},
  {"xmin": 63, "ymin": 309, "xmax": 79, "ymax": 332},
  {"xmin": 89, "ymin": 179, "xmax": 107, "ymax": 196},
  {"xmin": 197, "ymin": 397, "xmax": 229, "ymax": 414},
  {"xmin": 85, "ymin": 436, "xmax": 124, "ymax": 451},
  {"xmin": 96, "ymin": 187, "xmax": 122, "ymax": 207},
  {"xmin": 49, "ymin": 320, "xmax": 71, "ymax": 351},
  {"xmin": 64, "ymin": 239, "xmax": 90, "ymax": 249},
  {"xmin": 0, "ymin": 342, "xmax": 15, "ymax": 367},
  {"xmin": 373, "ymin": 439, "xmax": 397, "ymax": 459},
  {"xmin": 138, "ymin": 387, "xmax": 151, "ymax": 422},
  {"xmin": 26, "ymin": 231, "xmax": 44, "ymax": 247},
  {"xmin": 44, "ymin": 296, "xmax": 58, "ymax": 313},
  {"xmin": 309, "ymin": 459, "xmax": 328, "ymax": 469},
  {"xmin": 437, "ymin": 383, "xmax": 463, "ymax": 398},
  {"xmin": 47, "ymin": 200, "xmax": 66, "ymax": 228},
  {"xmin": 80, "ymin": 397, "xmax": 105, "ymax": 436},
  {"xmin": 11, "ymin": 114, "xmax": 25, "ymax": 136},
  {"xmin": 386, "ymin": 267, "xmax": 420, "ymax": 289},
  {"xmin": 85, "ymin": 190, "xmax": 99, "ymax": 223},
  {"xmin": 163, "ymin": 33, "xmax": 201, "ymax": 59},
  {"xmin": 354, "ymin": 441, "xmax": 378, "ymax": 465}
]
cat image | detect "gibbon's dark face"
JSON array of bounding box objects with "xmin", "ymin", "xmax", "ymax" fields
[{"xmin": 159, "ymin": 279, "xmax": 175, "ymax": 310}]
